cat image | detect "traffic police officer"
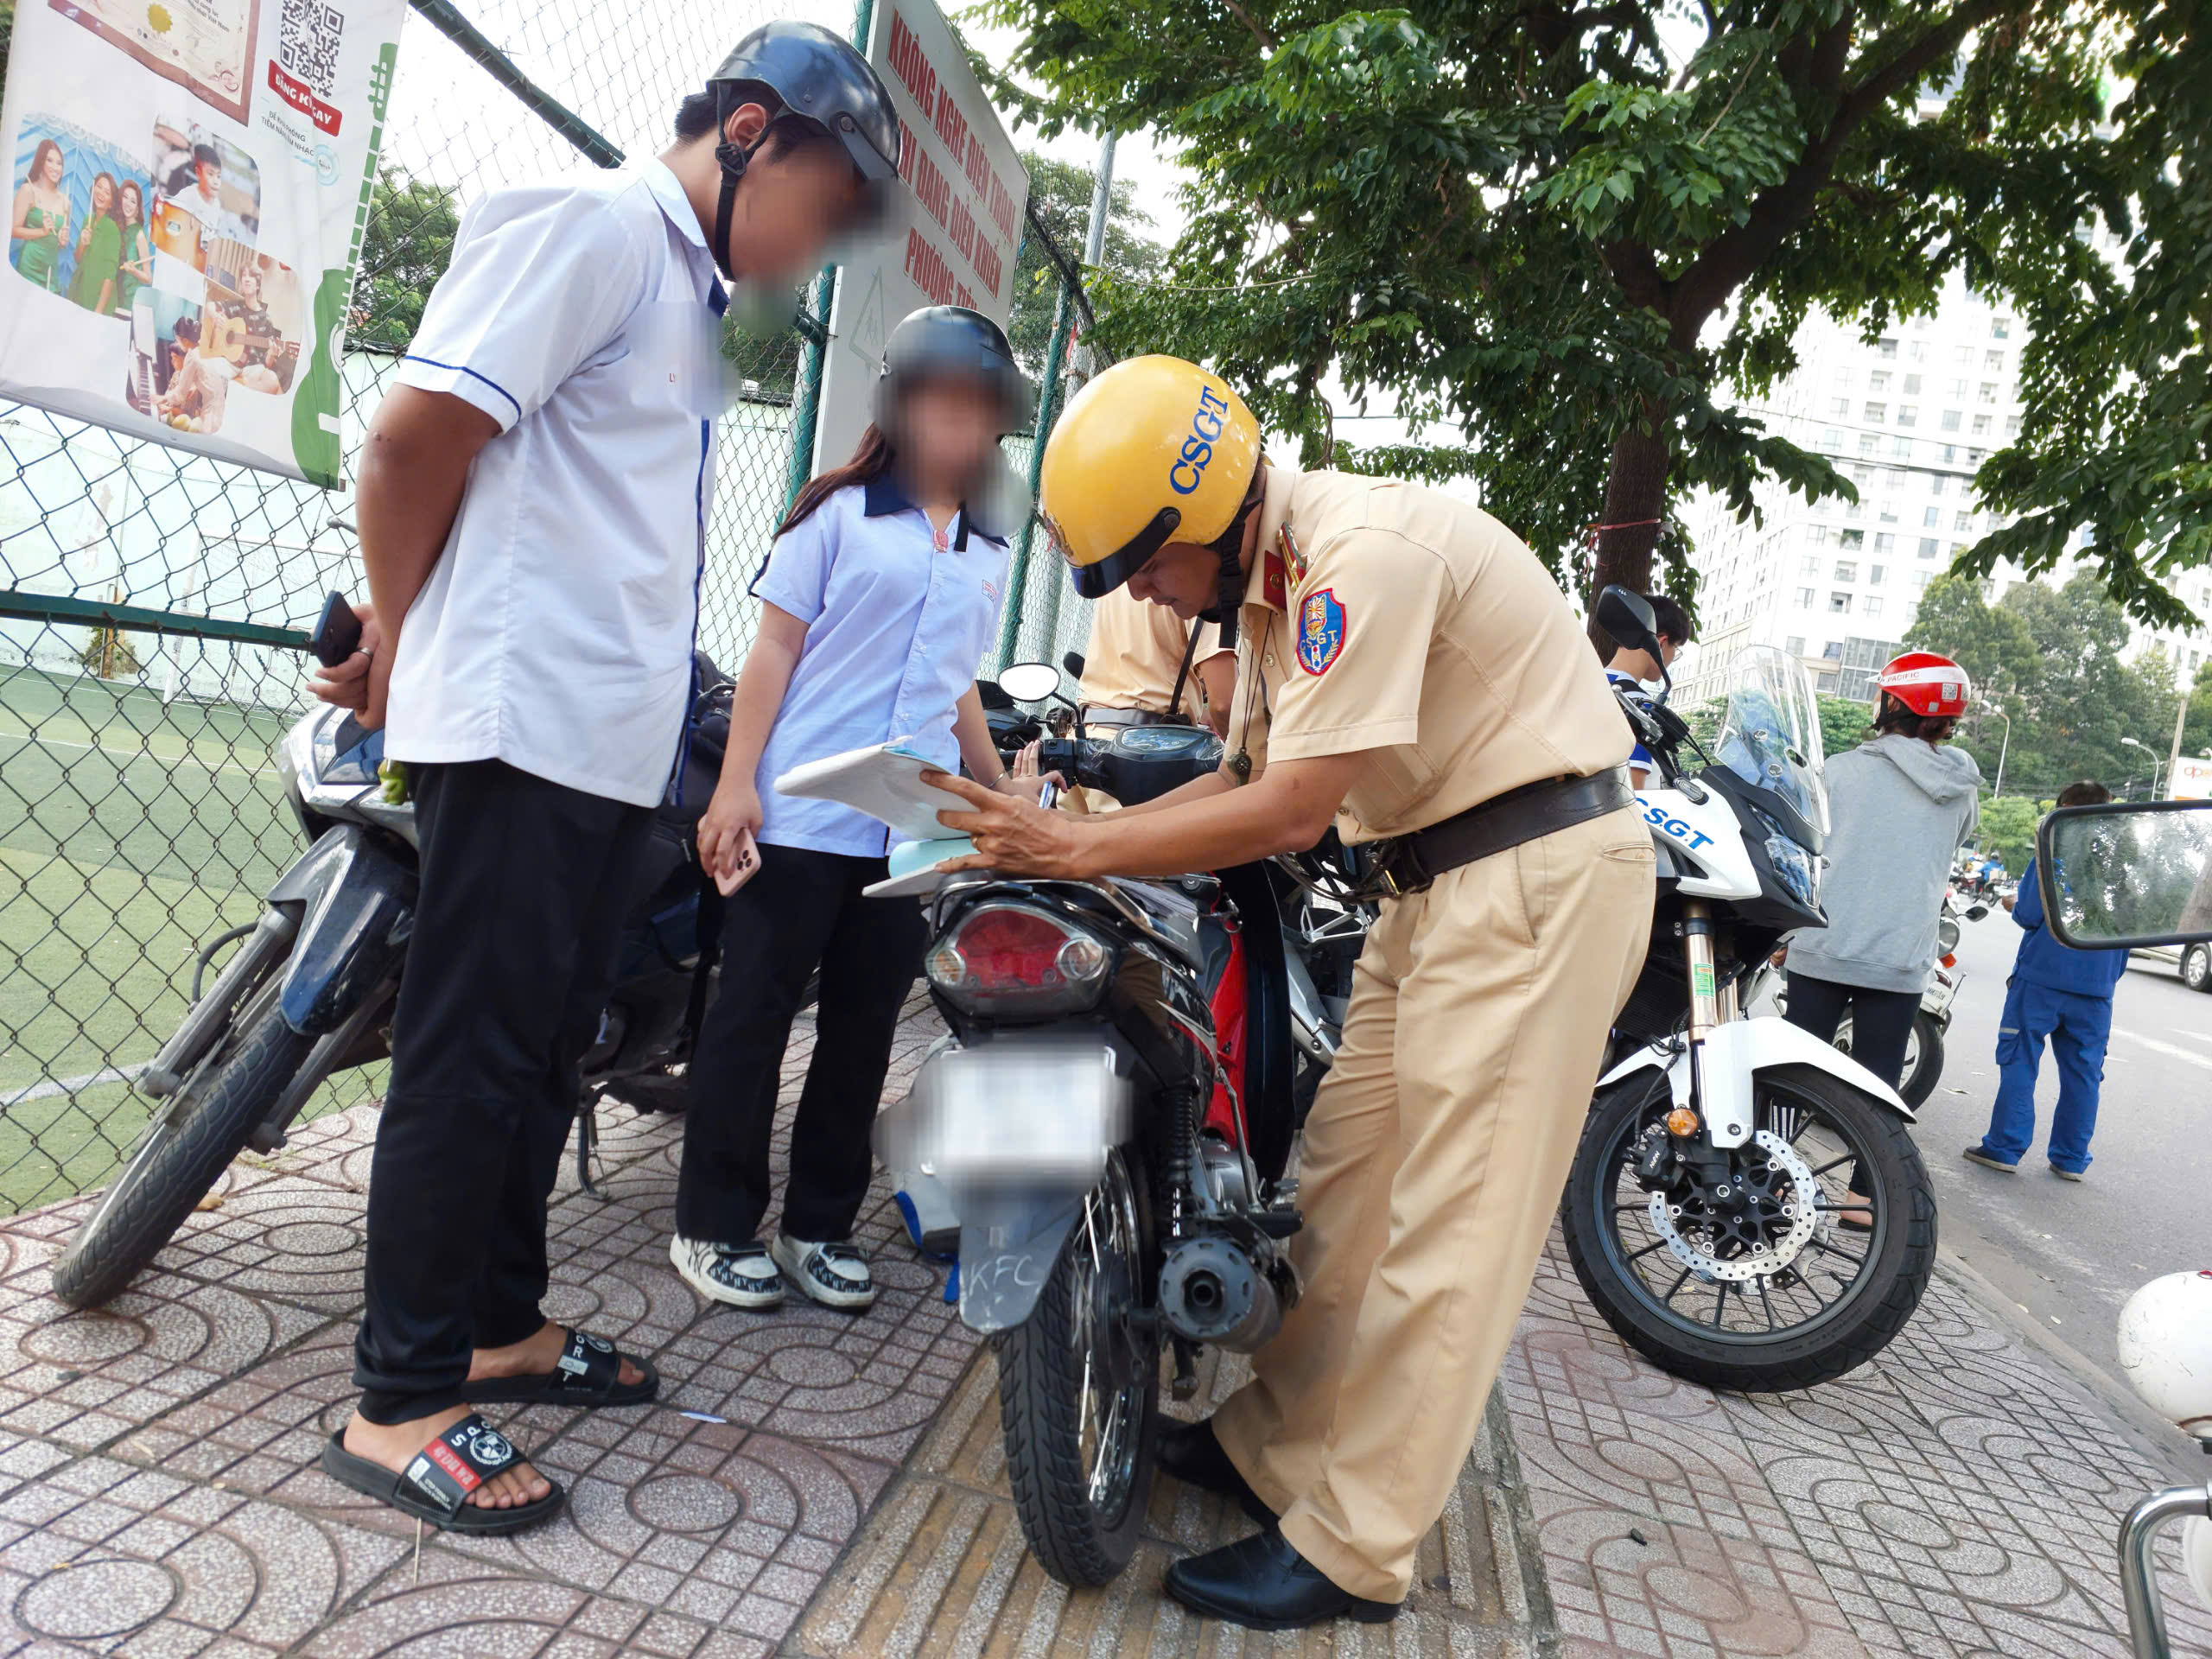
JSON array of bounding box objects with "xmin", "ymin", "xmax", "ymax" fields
[{"xmin": 931, "ymin": 355, "xmax": 1657, "ymax": 1630}]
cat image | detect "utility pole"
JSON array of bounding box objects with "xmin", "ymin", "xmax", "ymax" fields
[
  {"xmin": 1034, "ymin": 128, "xmax": 1116, "ymax": 658},
  {"xmin": 2164, "ymin": 661, "xmax": 2190, "ymax": 800}
]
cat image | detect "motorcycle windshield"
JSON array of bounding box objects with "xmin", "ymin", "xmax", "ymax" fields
[{"xmin": 1711, "ymin": 646, "xmax": 1827, "ymax": 836}]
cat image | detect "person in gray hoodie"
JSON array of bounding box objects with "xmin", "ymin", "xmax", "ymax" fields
[{"xmin": 1783, "ymin": 652, "xmax": 1981, "ymax": 1219}]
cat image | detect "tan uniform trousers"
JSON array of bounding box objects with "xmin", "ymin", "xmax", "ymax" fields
[{"xmin": 1212, "ymin": 805, "xmax": 1656, "ymax": 1601}]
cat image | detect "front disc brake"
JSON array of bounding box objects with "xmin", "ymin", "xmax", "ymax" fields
[{"xmin": 1647, "ymin": 1128, "xmax": 1822, "ymax": 1281}]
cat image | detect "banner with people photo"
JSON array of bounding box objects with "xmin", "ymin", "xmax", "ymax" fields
[{"xmin": 0, "ymin": 0, "xmax": 409, "ymax": 485}]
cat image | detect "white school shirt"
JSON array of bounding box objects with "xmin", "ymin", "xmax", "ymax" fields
[
  {"xmin": 383, "ymin": 162, "xmax": 726, "ymax": 807},
  {"xmin": 753, "ymin": 476, "xmax": 1010, "ymax": 857}
]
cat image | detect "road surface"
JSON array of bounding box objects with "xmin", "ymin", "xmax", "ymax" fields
[{"xmin": 1898, "ymin": 902, "xmax": 2212, "ymax": 1389}]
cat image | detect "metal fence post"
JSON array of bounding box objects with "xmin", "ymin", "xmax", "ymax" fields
[{"xmin": 997, "ymin": 279, "xmax": 1074, "ymax": 665}]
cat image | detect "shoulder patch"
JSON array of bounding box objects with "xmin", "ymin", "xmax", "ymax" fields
[{"xmin": 1295, "ymin": 588, "xmax": 1346, "ymax": 676}]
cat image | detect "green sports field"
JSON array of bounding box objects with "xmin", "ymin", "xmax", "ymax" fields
[{"xmin": 0, "ymin": 661, "xmax": 379, "ymax": 1215}]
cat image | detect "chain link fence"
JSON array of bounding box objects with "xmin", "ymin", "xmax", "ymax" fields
[{"xmin": 0, "ymin": 0, "xmax": 1097, "ymax": 1217}]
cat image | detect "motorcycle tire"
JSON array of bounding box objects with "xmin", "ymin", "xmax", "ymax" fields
[
  {"xmin": 1897, "ymin": 1012, "xmax": 1944, "ymax": 1109},
  {"xmin": 997, "ymin": 1147, "xmax": 1158, "ymax": 1586},
  {"xmin": 1561, "ymin": 1063, "xmax": 1936, "ymax": 1393},
  {"xmin": 52, "ymin": 1001, "xmax": 313, "ymax": 1310}
]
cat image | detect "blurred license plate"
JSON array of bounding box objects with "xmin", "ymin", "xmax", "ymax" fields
[{"xmin": 918, "ymin": 1041, "xmax": 1128, "ymax": 1185}]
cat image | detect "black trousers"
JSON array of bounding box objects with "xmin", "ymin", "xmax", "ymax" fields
[
  {"xmin": 353, "ymin": 760, "xmax": 652, "ymax": 1424},
  {"xmin": 1783, "ymin": 969, "xmax": 1919, "ymax": 1196},
  {"xmin": 677, "ymin": 842, "xmax": 925, "ymax": 1247}
]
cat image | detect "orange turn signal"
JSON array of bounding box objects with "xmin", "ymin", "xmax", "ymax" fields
[
  {"xmin": 1940, "ymin": 954, "xmax": 1957, "ymax": 969},
  {"xmin": 1665, "ymin": 1108, "xmax": 1700, "ymax": 1138}
]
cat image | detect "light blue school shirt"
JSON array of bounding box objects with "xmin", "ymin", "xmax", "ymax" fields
[{"xmin": 753, "ymin": 475, "xmax": 1010, "ymax": 857}]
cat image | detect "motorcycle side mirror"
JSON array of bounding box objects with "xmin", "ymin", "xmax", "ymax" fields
[
  {"xmin": 1063, "ymin": 651, "xmax": 1086, "ymax": 681},
  {"xmin": 1595, "ymin": 585, "xmax": 1671, "ymax": 695},
  {"xmin": 1965, "ymin": 904, "xmax": 1991, "ymax": 922},
  {"xmin": 998, "ymin": 661, "xmax": 1063, "ymax": 705},
  {"xmin": 2035, "ymin": 800, "xmax": 2212, "ymax": 950}
]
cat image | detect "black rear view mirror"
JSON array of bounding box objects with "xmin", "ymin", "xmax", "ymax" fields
[{"xmin": 2036, "ymin": 801, "xmax": 2212, "ymax": 950}]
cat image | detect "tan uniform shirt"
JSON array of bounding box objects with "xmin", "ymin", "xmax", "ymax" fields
[
  {"xmin": 1224, "ymin": 465, "xmax": 1630, "ymax": 841},
  {"xmin": 1077, "ymin": 587, "xmax": 1230, "ymax": 719}
]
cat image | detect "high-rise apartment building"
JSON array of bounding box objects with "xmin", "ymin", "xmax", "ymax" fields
[{"xmin": 1672, "ymin": 275, "xmax": 2025, "ymax": 708}]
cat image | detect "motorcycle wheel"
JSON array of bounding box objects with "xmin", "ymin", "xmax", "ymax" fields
[
  {"xmin": 1897, "ymin": 1013, "xmax": 1944, "ymax": 1108},
  {"xmin": 997, "ymin": 1146, "xmax": 1158, "ymax": 1586},
  {"xmin": 1831, "ymin": 1010, "xmax": 1944, "ymax": 1109},
  {"xmin": 1560, "ymin": 1063, "xmax": 1936, "ymax": 1392},
  {"xmin": 52, "ymin": 997, "xmax": 313, "ymax": 1310}
]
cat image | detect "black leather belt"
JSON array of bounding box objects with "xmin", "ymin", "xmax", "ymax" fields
[{"xmin": 1354, "ymin": 766, "xmax": 1636, "ymax": 900}]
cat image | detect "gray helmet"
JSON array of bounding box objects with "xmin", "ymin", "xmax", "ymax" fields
[
  {"xmin": 876, "ymin": 306, "xmax": 1032, "ymax": 435},
  {"xmin": 703, "ymin": 20, "xmax": 901, "ymax": 279}
]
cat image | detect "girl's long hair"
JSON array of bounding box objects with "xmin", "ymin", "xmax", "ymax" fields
[
  {"xmin": 775, "ymin": 423, "xmax": 894, "ymax": 540},
  {"xmin": 92, "ymin": 172, "xmax": 124, "ymax": 227}
]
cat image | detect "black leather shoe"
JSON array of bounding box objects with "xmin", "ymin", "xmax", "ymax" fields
[
  {"xmin": 1156, "ymin": 1418, "xmax": 1274, "ymax": 1525},
  {"xmin": 1164, "ymin": 1528, "xmax": 1402, "ymax": 1630}
]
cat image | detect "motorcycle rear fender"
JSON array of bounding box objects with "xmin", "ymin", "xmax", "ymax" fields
[
  {"xmin": 269, "ymin": 825, "xmax": 416, "ymax": 1035},
  {"xmin": 954, "ymin": 1188, "xmax": 1088, "ymax": 1334},
  {"xmin": 1598, "ymin": 1017, "xmax": 1913, "ymax": 1149}
]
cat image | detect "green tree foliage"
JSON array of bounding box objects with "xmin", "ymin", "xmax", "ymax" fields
[
  {"xmin": 1815, "ymin": 694, "xmax": 1870, "ymax": 757},
  {"xmin": 1974, "ymin": 794, "xmax": 2046, "ymax": 872},
  {"xmin": 976, "ymin": 0, "xmax": 2207, "ymax": 632},
  {"xmin": 2181, "ymin": 660, "xmax": 2212, "ymax": 760},
  {"xmin": 350, "ymin": 169, "xmax": 461, "ymax": 353},
  {"xmin": 1909, "ymin": 569, "xmax": 2179, "ymax": 797},
  {"xmin": 1007, "ymin": 150, "xmax": 1163, "ymax": 375}
]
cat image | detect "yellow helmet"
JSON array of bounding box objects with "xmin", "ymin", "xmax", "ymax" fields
[{"xmin": 1038, "ymin": 355, "xmax": 1262, "ymax": 599}]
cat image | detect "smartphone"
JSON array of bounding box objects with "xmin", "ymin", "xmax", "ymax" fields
[
  {"xmin": 713, "ymin": 826, "xmax": 761, "ymax": 897},
  {"xmin": 308, "ymin": 591, "xmax": 363, "ymax": 668}
]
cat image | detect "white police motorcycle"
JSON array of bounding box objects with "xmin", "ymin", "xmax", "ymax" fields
[{"xmin": 1559, "ymin": 589, "xmax": 1937, "ymax": 1391}]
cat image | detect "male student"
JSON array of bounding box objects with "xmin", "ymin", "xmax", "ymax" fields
[{"xmin": 308, "ymin": 22, "xmax": 900, "ymax": 1534}]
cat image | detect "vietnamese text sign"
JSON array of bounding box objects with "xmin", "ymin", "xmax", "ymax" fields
[
  {"xmin": 0, "ymin": 0, "xmax": 408, "ymax": 485},
  {"xmin": 811, "ymin": 0, "xmax": 1027, "ymax": 473}
]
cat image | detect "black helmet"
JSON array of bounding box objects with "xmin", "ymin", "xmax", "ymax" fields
[
  {"xmin": 702, "ymin": 20, "xmax": 902, "ymax": 280},
  {"xmin": 877, "ymin": 307, "xmax": 1032, "ymax": 435}
]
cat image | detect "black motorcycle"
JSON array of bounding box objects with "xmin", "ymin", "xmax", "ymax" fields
[
  {"xmin": 49, "ymin": 659, "xmax": 739, "ymax": 1310},
  {"xmin": 884, "ymin": 721, "xmax": 1305, "ymax": 1586}
]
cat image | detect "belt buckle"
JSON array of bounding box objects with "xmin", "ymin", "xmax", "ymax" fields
[{"xmin": 1374, "ymin": 844, "xmax": 1431, "ymax": 900}]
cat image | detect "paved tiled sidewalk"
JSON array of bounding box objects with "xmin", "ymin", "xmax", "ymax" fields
[
  {"xmin": 0, "ymin": 997, "xmax": 969, "ymax": 1656},
  {"xmin": 1502, "ymin": 1236, "xmax": 2212, "ymax": 1658},
  {"xmin": 0, "ymin": 985, "xmax": 2205, "ymax": 1658}
]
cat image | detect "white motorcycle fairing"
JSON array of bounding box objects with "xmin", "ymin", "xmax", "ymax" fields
[
  {"xmin": 1632, "ymin": 787, "xmax": 1760, "ymax": 900},
  {"xmin": 1599, "ymin": 1016, "xmax": 1913, "ymax": 1150}
]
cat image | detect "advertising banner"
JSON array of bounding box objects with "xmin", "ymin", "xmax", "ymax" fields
[
  {"xmin": 811, "ymin": 0, "xmax": 1027, "ymax": 473},
  {"xmin": 0, "ymin": 0, "xmax": 409, "ymax": 486},
  {"xmin": 2170, "ymin": 754, "xmax": 2212, "ymax": 802}
]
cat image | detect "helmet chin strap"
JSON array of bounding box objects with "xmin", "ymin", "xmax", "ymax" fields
[{"xmin": 1198, "ymin": 483, "xmax": 1263, "ymax": 649}]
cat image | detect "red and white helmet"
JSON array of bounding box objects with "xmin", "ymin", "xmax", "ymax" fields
[{"xmin": 1875, "ymin": 651, "xmax": 1971, "ymax": 718}]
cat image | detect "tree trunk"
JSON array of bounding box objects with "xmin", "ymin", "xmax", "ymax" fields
[{"xmin": 1586, "ymin": 399, "xmax": 1670, "ymax": 658}]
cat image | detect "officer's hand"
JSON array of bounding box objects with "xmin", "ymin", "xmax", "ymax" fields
[
  {"xmin": 925, "ymin": 771, "xmax": 1087, "ymax": 876},
  {"xmin": 1001, "ymin": 741, "xmax": 1065, "ymax": 792}
]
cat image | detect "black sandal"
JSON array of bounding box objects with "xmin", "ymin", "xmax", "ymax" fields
[
  {"xmin": 321, "ymin": 1414, "xmax": 565, "ymax": 1535},
  {"xmin": 464, "ymin": 1327, "xmax": 658, "ymax": 1408}
]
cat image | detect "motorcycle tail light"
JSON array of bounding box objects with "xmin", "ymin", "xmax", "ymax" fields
[
  {"xmin": 926, "ymin": 902, "xmax": 1112, "ymax": 1016},
  {"xmin": 1941, "ymin": 953, "xmax": 1957, "ymax": 969}
]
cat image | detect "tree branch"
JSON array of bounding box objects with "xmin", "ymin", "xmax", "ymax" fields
[
  {"xmin": 1663, "ymin": 0, "xmax": 2021, "ymax": 346},
  {"xmin": 1218, "ymin": 0, "xmax": 1274, "ymax": 54}
]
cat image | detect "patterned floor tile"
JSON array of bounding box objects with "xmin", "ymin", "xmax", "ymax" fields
[{"xmin": 1503, "ymin": 1231, "xmax": 2212, "ymax": 1659}]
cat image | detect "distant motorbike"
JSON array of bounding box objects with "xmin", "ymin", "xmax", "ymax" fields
[
  {"xmin": 1746, "ymin": 887, "xmax": 1989, "ymax": 1108},
  {"xmin": 50, "ymin": 661, "xmax": 738, "ymax": 1310}
]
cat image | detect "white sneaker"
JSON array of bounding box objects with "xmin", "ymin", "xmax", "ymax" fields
[
  {"xmin": 671, "ymin": 1235, "xmax": 785, "ymax": 1310},
  {"xmin": 771, "ymin": 1234, "xmax": 875, "ymax": 1311}
]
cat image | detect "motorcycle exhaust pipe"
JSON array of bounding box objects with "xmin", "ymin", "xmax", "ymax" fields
[{"xmin": 1160, "ymin": 1236, "xmax": 1281, "ymax": 1352}]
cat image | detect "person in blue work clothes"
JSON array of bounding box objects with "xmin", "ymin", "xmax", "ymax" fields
[
  {"xmin": 671, "ymin": 307, "xmax": 1039, "ymax": 1314},
  {"xmin": 305, "ymin": 23, "xmax": 902, "ymax": 1535},
  {"xmin": 1965, "ymin": 782, "xmax": 2130, "ymax": 1182},
  {"xmin": 1602, "ymin": 591, "xmax": 1692, "ymax": 787}
]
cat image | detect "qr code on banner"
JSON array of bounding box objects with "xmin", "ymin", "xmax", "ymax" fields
[{"xmin": 277, "ymin": 0, "xmax": 346, "ymax": 97}]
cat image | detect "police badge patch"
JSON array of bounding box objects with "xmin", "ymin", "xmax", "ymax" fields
[{"xmin": 1295, "ymin": 589, "xmax": 1346, "ymax": 676}]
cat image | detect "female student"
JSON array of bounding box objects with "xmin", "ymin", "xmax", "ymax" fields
[{"xmin": 673, "ymin": 305, "xmax": 1031, "ymax": 1313}]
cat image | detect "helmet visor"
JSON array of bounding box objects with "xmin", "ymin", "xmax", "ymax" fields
[{"xmin": 1061, "ymin": 505, "xmax": 1180, "ymax": 600}]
